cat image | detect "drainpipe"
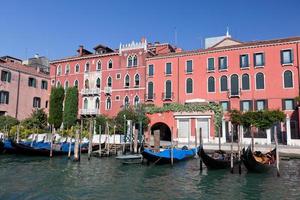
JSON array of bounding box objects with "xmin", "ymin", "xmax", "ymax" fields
[
  {"xmin": 177, "ymin": 57, "xmax": 180, "ymax": 103},
  {"xmin": 15, "ymin": 71, "xmax": 21, "ymax": 119}
]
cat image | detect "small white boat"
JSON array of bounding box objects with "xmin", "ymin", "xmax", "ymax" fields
[{"xmin": 116, "ymin": 154, "xmax": 143, "ymax": 164}]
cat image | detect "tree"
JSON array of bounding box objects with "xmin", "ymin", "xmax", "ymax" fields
[
  {"xmin": 63, "ymin": 87, "xmax": 78, "ymax": 129},
  {"xmin": 21, "ymin": 109, "xmax": 48, "ymax": 130},
  {"xmin": 95, "ymin": 115, "xmax": 109, "ymax": 135},
  {"xmin": 48, "ymin": 86, "xmax": 65, "ymax": 129},
  {"xmin": 0, "ymin": 115, "xmax": 19, "ymax": 133}
]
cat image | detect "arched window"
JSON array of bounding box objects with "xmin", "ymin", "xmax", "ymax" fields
[
  {"xmin": 220, "ymin": 76, "xmax": 228, "ymax": 92},
  {"xmin": 84, "ymin": 98, "xmax": 88, "ymax": 109},
  {"xmin": 134, "ymin": 96, "xmax": 140, "ymax": 106},
  {"xmin": 85, "ymin": 62, "xmax": 90, "ymax": 72},
  {"xmin": 134, "ymin": 74, "xmax": 140, "ymax": 87},
  {"xmin": 242, "ymin": 74, "xmax": 250, "ymax": 90},
  {"xmin": 127, "ymin": 56, "xmax": 133, "ymax": 67},
  {"xmin": 284, "ymin": 70, "xmax": 293, "ymax": 88},
  {"xmin": 95, "ymin": 98, "xmax": 100, "ymax": 109},
  {"xmin": 96, "ymin": 78, "xmax": 101, "ymax": 88},
  {"xmin": 165, "ymin": 80, "xmax": 172, "ymax": 99},
  {"xmin": 124, "ymin": 74, "xmax": 130, "ymax": 87},
  {"xmin": 64, "ymin": 81, "xmax": 69, "ymax": 89},
  {"xmin": 85, "ymin": 79, "xmax": 89, "ymax": 89},
  {"xmin": 133, "ymin": 55, "xmax": 138, "ymax": 66},
  {"xmin": 107, "ymin": 76, "xmax": 112, "ymax": 87},
  {"xmin": 147, "ymin": 82, "xmax": 154, "ymax": 100},
  {"xmin": 208, "ymin": 76, "xmax": 215, "ymax": 92},
  {"xmin": 65, "ymin": 64, "xmax": 70, "ymax": 74},
  {"xmin": 230, "ymin": 74, "xmax": 239, "ymax": 95},
  {"xmin": 186, "ymin": 78, "xmax": 193, "ymax": 94},
  {"xmin": 256, "ymin": 72, "xmax": 264, "ymax": 89},
  {"xmin": 124, "ymin": 96, "xmax": 129, "ymax": 108},
  {"xmin": 108, "ymin": 59, "xmax": 113, "ymax": 69},
  {"xmin": 106, "ymin": 97, "xmax": 111, "ymax": 110},
  {"xmin": 57, "ymin": 65, "xmax": 62, "ymax": 76},
  {"xmin": 56, "ymin": 81, "xmax": 61, "ymax": 87},
  {"xmin": 75, "ymin": 64, "xmax": 80, "ymax": 73},
  {"xmin": 74, "ymin": 80, "xmax": 79, "ymax": 88},
  {"xmin": 96, "ymin": 60, "xmax": 102, "ymax": 71}
]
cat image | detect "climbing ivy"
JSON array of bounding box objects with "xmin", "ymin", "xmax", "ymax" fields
[{"xmin": 145, "ymin": 103, "xmax": 223, "ymax": 133}]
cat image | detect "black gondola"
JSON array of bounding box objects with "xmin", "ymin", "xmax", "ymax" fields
[
  {"xmin": 0, "ymin": 140, "xmax": 4, "ymax": 153},
  {"xmin": 198, "ymin": 146, "xmax": 233, "ymax": 169},
  {"xmin": 241, "ymin": 146, "xmax": 276, "ymax": 173}
]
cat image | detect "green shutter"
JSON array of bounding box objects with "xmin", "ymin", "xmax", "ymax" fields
[{"xmin": 291, "ymin": 49, "xmax": 294, "ymax": 63}]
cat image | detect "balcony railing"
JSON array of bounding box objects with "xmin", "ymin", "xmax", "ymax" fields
[
  {"xmin": 79, "ymin": 108, "xmax": 100, "ymax": 115},
  {"xmin": 162, "ymin": 92, "xmax": 174, "ymax": 101},
  {"xmin": 81, "ymin": 88, "xmax": 100, "ymax": 96},
  {"xmin": 227, "ymin": 88, "xmax": 241, "ymax": 98},
  {"xmin": 145, "ymin": 93, "xmax": 156, "ymax": 101},
  {"xmin": 104, "ymin": 86, "xmax": 112, "ymax": 95}
]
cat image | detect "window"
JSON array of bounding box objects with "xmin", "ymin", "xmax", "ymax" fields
[
  {"xmin": 41, "ymin": 80, "xmax": 48, "ymax": 90},
  {"xmin": 220, "ymin": 101, "xmax": 229, "ymax": 111},
  {"xmin": 107, "ymin": 77, "xmax": 112, "ymax": 87},
  {"xmin": 56, "ymin": 81, "xmax": 61, "ymax": 87},
  {"xmin": 95, "ymin": 98, "xmax": 100, "ymax": 109},
  {"xmin": 0, "ymin": 91, "xmax": 9, "ymax": 104},
  {"xmin": 84, "ymin": 98, "xmax": 88, "ymax": 109},
  {"xmin": 242, "ymin": 74, "xmax": 250, "ymax": 90},
  {"xmin": 133, "ymin": 55, "xmax": 138, "ymax": 66},
  {"xmin": 281, "ymin": 49, "xmax": 293, "ymax": 64},
  {"xmin": 186, "ymin": 78, "xmax": 193, "ymax": 94},
  {"xmin": 134, "ymin": 74, "xmax": 140, "ymax": 87},
  {"xmin": 75, "ymin": 64, "xmax": 80, "ymax": 73},
  {"xmin": 108, "ymin": 59, "xmax": 113, "ymax": 69},
  {"xmin": 85, "ymin": 62, "xmax": 90, "ymax": 72},
  {"xmin": 33, "ymin": 97, "xmax": 41, "ymax": 108},
  {"xmin": 165, "ymin": 63, "xmax": 172, "ymax": 75},
  {"xmin": 165, "ymin": 80, "xmax": 172, "ymax": 99},
  {"xmin": 74, "ymin": 80, "xmax": 79, "ymax": 88},
  {"xmin": 134, "ymin": 96, "xmax": 140, "ymax": 106},
  {"xmin": 96, "ymin": 78, "xmax": 101, "ymax": 88},
  {"xmin": 254, "ymin": 53, "xmax": 264, "ymax": 67},
  {"xmin": 28, "ymin": 77, "xmax": 37, "ymax": 88},
  {"xmin": 45, "ymin": 101, "xmax": 48, "ymax": 108},
  {"xmin": 284, "ymin": 70, "xmax": 293, "ymax": 88},
  {"xmin": 218, "ymin": 56, "xmax": 227, "ymax": 70},
  {"xmin": 1, "ymin": 70, "xmax": 11, "ymax": 82},
  {"xmin": 128, "ymin": 56, "xmax": 133, "ymax": 67},
  {"xmin": 64, "ymin": 81, "xmax": 69, "ymax": 89},
  {"xmin": 240, "ymin": 54, "xmax": 249, "ymax": 68},
  {"xmin": 97, "ymin": 60, "xmax": 102, "ymax": 70},
  {"xmin": 220, "ymin": 76, "xmax": 228, "ymax": 92},
  {"xmin": 124, "ymin": 74, "xmax": 130, "ymax": 88},
  {"xmin": 230, "ymin": 74, "xmax": 239, "ymax": 96},
  {"xmin": 116, "ymin": 73, "xmax": 121, "ymax": 79},
  {"xmin": 256, "ymin": 100, "xmax": 267, "ymax": 111},
  {"xmin": 256, "ymin": 73, "xmax": 264, "ymax": 89},
  {"xmin": 148, "ymin": 64, "xmax": 154, "ymax": 76},
  {"xmin": 207, "ymin": 58, "xmax": 214, "ymax": 71},
  {"xmin": 124, "ymin": 96, "xmax": 129, "ymax": 108},
  {"xmin": 208, "ymin": 76, "xmax": 215, "ymax": 92},
  {"xmin": 65, "ymin": 64, "xmax": 70, "ymax": 74},
  {"xmin": 85, "ymin": 79, "xmax": 89, "ymax": 89},
  {"xmin": 240, "ymin": 100, "xmax": 252, "ymax": 112},
  {"xmin": 147, "ymin": 82, "xmax": 154, "ymax": 100},
  {"xmin": 115, "ymin": 95, "xmax": 120, "ymax": 101},
  {"xmin": 106, "ymin": 97, "xmax": 112, "ymax": 109},
  {"xmin": 283, "ymin": 99, "xmax": 294, "ymax": 110},
  {"xmin": 186, "ymin": 60, "xmax": 193, "ymax": 73},
  {"xmin": 57, "ymin": 65, "xmax": 62, "ymax": 76}
]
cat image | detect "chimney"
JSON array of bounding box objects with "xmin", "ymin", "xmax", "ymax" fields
[
  {"xmin": 175, "ymin": 48, "xmax": 183, "ymax": 53},
  {"xmin": 141, "ymin": 37, "xmax": 146, "ymax": 43},
  {"xmin": 78, "ymin": 45, "xmax": 84, "ymax": 56}
]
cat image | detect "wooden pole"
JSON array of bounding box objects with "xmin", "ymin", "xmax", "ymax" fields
[
  {"xmin": 153, "ymin": 130, "xmax": 160, "ymax": 153},
  {"xmin": 134, "ymin": 128, "xmax": 138, "ymax": 154},
  {"xmin": 194, "ymin": 127, "xmax": 198, "ymax": 149},
  {"xmin": 114, "ymin": 125, "xmax": 117, "ymax": 155},
  {"xmin": 98, "ymin": 125, "xmax": 102, "ymax": 157},
  {"xmin": 230, "ymin": 125, "xmax": 234, "ymax": 174},
  {"xmin": 170, "ymin": 127, "xmax": 174, "ymax": 166},
  {"xmin": 123, "ymin": 115, "xmax": 126, "ymax": 154},
  {"xmin": 106, "ymin": 122, "xmax": 110, "ymax": 156},
  {"xmin": 218, "ymin": 127, "xmax": 221, "ymax": 151},
  {"xmin": 130, "ymin": 122, "xmax": 134, "ymax": 153},
  {"xmin": 199, "ymin": 127, "xmax": 203, "ymax": 171},
  {"xmin": 74, "ymin": 129, "xmax": 80, "ymax": 161},
  {"xmin": 88, "ymin": 119, "xmax": 93, "ymax": 160},
  {"xmin": 251, "ymin": 126, "xmax": 254, "ymax": 152},
  {"xmin": 68, "ymin": 128, "xmax": 72, "ymax": 159},
  {"xmin": 238, "ymin": 125, "xmax": 241, "ymax": 174},
  {"xmin": 274, "ymin": 126, "xmax": 280, "ymax": 177},
  {"xmin": 50, "ymin": 126, "xmax": 54, "ymax": 157},
  {"xmin": 16, "ymin": 124, "xmax": 20, "ymax": 143},
  {"xmin": 79, "ymin": 118, "xmax": 83, "ymax": 161}
]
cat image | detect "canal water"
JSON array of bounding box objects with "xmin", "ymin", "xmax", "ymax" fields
[{"xmin": 0, "ymin": 155, "xmax": 299, "ymax": 200}]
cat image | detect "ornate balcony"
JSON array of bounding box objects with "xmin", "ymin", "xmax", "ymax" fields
[
  {"xmin": 145, "ymin": 93, "xmax": 156, "ymax": 101},
  {"xmin": 81, "ymin": 88, "xmax": 100, "ymax": 96},
  {"xmin": 79, "ymin": 108, "xmax": 100, "ymax": 115},
  {"xmin": 227, "ymin": 88, "xmax": 241, "ymax": 98},
  {"xmin": 162, "ymin": 92, "xmax": 174, "ymax": 101}
]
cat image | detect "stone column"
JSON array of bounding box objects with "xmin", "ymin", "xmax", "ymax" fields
[
  {"xmin": 222, "ymin": 117, "xmax": 226, "ymax": 143},
  {"xmin": 286, "ymin": 114, "xmax": 291, "ymax": 145},
  {"xmin": 266, "ymin": 129, "xmax": 271, "ymax": 145}
]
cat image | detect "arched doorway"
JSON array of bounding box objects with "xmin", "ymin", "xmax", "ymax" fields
[{"xmin": 150, "ymin": 122, "xmax": 171, "ymax": 141}]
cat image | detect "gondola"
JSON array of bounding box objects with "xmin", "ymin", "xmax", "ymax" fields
[
  {"xmin": 0, "ymin": 140, "xmax": 4, "ymax": 153},
  {"xmin": 241, "ymin": 146, "xmax": 276, "ymax": 173},
  {"xmin": 141, "ymin": 146, "xmax": 197, "ymax": 165},
  {"xmin": 197, "ymin": 146, "xmax": 233, "ymax": 169}
]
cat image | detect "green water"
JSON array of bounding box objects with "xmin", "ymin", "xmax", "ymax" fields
[{"xmin": 0, "ymin": 155, "xmax": 299, "ymax": 200}]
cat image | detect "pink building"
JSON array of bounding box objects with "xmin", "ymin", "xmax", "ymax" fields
[{"xmin": 0, "ymin": 57, "xmax": 50, "ymax": 120}]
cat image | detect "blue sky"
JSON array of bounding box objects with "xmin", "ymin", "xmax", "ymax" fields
[{"xmin": 0, "ymin": 0, "xmax": 300, "ymax": 60}]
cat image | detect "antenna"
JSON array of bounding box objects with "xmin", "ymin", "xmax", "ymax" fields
[{"xmin": 174, "ymin": 27, "xmax": 178, "ymax": 46}]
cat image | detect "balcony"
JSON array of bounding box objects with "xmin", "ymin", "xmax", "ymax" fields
[
  {"xmin": 81, "ymin": 88, "xmax": 100, "ymax": 96},
  {"xmin": 79, "ymin": 108, "xmax": 100, "ymax": 115},
  {"xmin": 104, "ymin": 86, "xmax": 112, "ymax": 95},
  {"xmin": 162, "ymin": 92, "xmax": 174, "ymax": 101},
  {"xmin": 227, "ymin": 89, "xmax": 241, "ymax": 98},
  {"xmin": 145, "ymin": 93, "xmax": 156, "ymax": 102}
]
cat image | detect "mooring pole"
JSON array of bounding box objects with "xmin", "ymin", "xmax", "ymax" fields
[
  {"xmin": 50, "ymin": 126, "xmax": 54, "ymax": 158},
  {"xmin": 98, "ymin": 125, "xmax": 102, "ymax": 157},
  {"xmin": 114, "ymin": 125, "xmax": 117, "ymax": 155},
  {"xmin": 230, "ymin": 125, "xmax": 234, "ymax": 174},
  {"xmin": 218, "ymin": 128, "xmax": 221, "ymax": 151},
  {"xmin": 74, "ymin": 129, "xmax": 80, "ymax": 161},
  {"xmin": 123, "ymin": 115, "xmax": 126, "ymax": 154},
  {"xmin": 68, "ymin": 129, "xmax": 72, "ymax": 159},
  {"xmin": 194, "ymin": 127, "xmax": 198, "ymax": 157},
  {"xmin": 199, "ymin": 127, "xmax": 203, "ymax": 171},
  {"xmin": 88, "ymin": 119, "xmax": 93, "ymax": 160},
  {"xmin": 238, "ymin": 125, "xmax": 241, "ymax": 174},
  {"xmin": 274, "ymin": 126, "xmax": 280, "ymax": 177},
  {"xmin": 171, "ymin": 127, "xmax": 174, "ymax": 166},
  {"xmin": 79, "ymin": 118, "xmax": 83, "ymax": 161},
  {"xmin": 16, "ymin": 124, "xmax": 20, "ymax": 143}
]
